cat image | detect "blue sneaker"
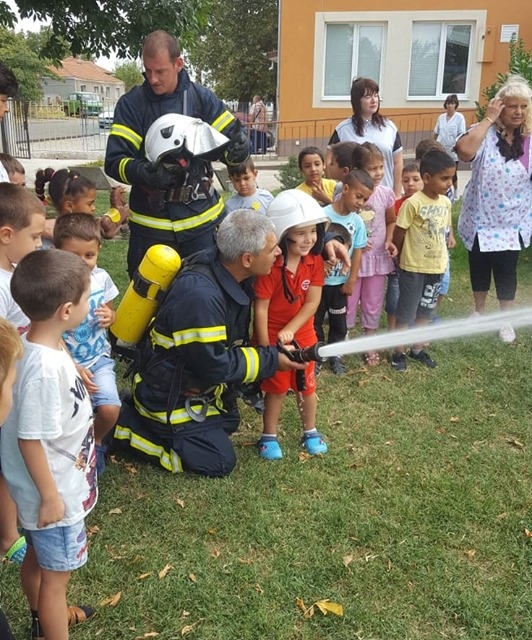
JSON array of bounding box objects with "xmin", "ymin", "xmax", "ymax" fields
[
  {"xmin": 303, "ymin": 432, "xmax": 328, "ymax": 455},
  {"xmin": 257, "ymin": 437, "xmax": 283, "ymax": 460}
]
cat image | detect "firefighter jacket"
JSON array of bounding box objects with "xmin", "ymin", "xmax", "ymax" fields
[
  {"xmin": 131, "ymin": 247, "xmax": 278, "ymax": 435},
  {"xmin": 104, "ymin": 68, "xmax": 241, "ymax": 245}
]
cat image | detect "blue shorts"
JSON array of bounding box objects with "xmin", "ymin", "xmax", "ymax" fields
[
  {"xmin": 90, "ymin": 355, "xmax": 121, "ymax": 408},
  {"xmin": 24, "ymin": 520, "xmax": 88, "ymax": 571}
]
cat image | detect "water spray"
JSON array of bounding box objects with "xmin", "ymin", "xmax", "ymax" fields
[{"xmin": 282, "ymin": 307, "xmax": 532, "ymax": 363}]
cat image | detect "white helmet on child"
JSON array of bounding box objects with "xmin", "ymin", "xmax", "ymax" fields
[{"xmin": 266, "ymin": 189, "xmax": 330, "ymax": 242}]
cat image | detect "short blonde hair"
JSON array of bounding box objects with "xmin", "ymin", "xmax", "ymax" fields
[
  {"xmin": 0, "ymin": 318, "xmax": 22, "ymax": 397},
  {"xmin": 495, "ymin": 74, "xmax": 532, "ymax": 135}
]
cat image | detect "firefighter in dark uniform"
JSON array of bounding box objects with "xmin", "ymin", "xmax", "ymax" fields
[
  {"xmin": 113, "ymin": 210, "xmax": 306, "ymax": 477},
  {"xmin": 104, "ymin": 30, "xmax": 249, "ymax": 278}
]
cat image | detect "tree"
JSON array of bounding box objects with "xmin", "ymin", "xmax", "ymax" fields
[
  {"xmin": 476, "ymin": 38, "xmax": 532, "ymax": 121},
  {"xmin": 0, "ymin": 27, "xmax": 58, "ymax": 100},
  {"xmin": 113, "ymin": 61, "xmax": 143, "ymax": 92},
  {"xmin": 0, "ymin": 0, "xmax": 209, "ymax": 62},
  {"xmin": 187, "ymin": 0, "xmax": 278, "ymax": 101}
]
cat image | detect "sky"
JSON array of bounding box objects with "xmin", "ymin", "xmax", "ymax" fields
[{"xmin": 6, "ymin": 0, "xmax": 118, "ymax": 70}]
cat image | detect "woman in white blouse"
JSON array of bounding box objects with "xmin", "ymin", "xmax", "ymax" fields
[{"xmin": 434, "ymin": 94, "xmax": 466, "ymax": 198}]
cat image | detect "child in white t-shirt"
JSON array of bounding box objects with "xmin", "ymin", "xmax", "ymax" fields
[
  {"xmin": 225, "ymin": 157, "xmax": 273, "ymax": 214},
  {"xmin": 0, "ymin": 184, "xmax": 45, "ymax": 568},
  {"xmin": 54, "ymin": 213, "xmax": 120, "ymax": 476},
  {"xmin": 1, "ymin": 249, "xmax": 96, "ymax": 640}
]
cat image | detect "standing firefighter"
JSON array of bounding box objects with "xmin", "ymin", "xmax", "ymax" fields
[
  {"xmin": 111, "ymin": 210, "xmax": 305, "ymax": 477},
  {"xmin": 104, "ymin": 30, "xmax": 249, "ymax": 277}
]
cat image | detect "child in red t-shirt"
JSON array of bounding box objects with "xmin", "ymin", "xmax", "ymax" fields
[{"xmin": 253, "ymin": 190, "xmax": 329, "ymax": 461}]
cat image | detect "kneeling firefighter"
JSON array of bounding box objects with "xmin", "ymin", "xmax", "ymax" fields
[{"xmin": 111, "ymin": 209, "xmax": 304, "ymax": 477}]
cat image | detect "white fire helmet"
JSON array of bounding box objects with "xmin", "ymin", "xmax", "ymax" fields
[
  {"xmin": 266, "ymin": 189, "xmax": 330, "ymax": 243},
  {"xmin": 145, "ymin": 113, "xmax": 230, "ymax": 166}
]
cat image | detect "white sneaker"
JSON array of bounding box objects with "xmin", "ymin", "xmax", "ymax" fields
[{"xmin": 499, "ymin": 325, "xmax": 516, "ymax": 343}]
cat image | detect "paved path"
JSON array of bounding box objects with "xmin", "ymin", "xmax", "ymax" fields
[{"xmin": 18, "ymin": 156, "xmax": 472, "ymax": 196}]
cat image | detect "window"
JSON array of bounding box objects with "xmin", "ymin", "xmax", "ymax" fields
[
  {"xmin": 115, "ymin": 87, "xmax": 121, "ymax": 98},
  {"xmin": 408, "ymin": 23, "xmax": 472, "ymax": 98},
  {"xmin": 323, "ymin": 23, "xmax": 384, "ymax": 98},
  {"xmin": 94, "ymin": 86, "xmax": 99, "ymax": 94},
  {"xmin": 80, "ymin": 84, "xmax": 86, "ymax": 92},
  {"xmin": 105, "ymin": 86, "xmax": 110, "ymax": 98}
]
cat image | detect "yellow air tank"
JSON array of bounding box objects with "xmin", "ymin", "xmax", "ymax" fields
[{"xmin": 111, "ymin": 244, "xmax": 181, "ymax": 346}]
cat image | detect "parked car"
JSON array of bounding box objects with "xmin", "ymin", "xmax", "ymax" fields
[
  {"xmin": 63, "ymin": 92, "xmax": 103, "ymax": 117},
  {"xmin": 98, "ymin": 108, "xmax": 114, "ymax": 129}
]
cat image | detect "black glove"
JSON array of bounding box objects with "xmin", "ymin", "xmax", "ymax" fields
[
  {"xmin": 224, "ymin": 120, "xmax": 249, "ymax": 166},
  {"xmin": 137, "ymin": 161, "xmax": 176, "ymax": 190}
]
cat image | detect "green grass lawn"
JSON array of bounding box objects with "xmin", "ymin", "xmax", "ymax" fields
[{"xmin": 3, "ymin": 198, "xmax": 532, "ymax": 640}]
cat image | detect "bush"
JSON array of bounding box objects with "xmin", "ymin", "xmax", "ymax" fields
[
  {"xmin": 276, "ymin": 155, "xmax": 301, "ymax": 190},
  {"xmin": 475, "ymin": 38, "xmax": 532, "ymax": 121}
]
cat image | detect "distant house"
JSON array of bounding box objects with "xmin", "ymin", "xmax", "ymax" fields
[
  {"xmin": 276, "ymin": 2, "xmax": 532, "ymax": 154},
  {"xmin": 41, "ymin": 57, "xmax": 125, "ymax": 106}
]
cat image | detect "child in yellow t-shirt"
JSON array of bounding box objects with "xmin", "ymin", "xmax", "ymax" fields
[
  {"xmin": 391, "ymin": 149, "xmax": 456, "ymax": 371},
  {"xmin": 296, "ymin": 146, "xmax": 337, "ymax": 206}
]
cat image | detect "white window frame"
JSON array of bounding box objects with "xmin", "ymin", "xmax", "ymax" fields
[
  {"xmin": 322, "ymin": 21, "xmax": 386, "ymax": 101},
  {"xmin": 407, "ymin": 21, "xmax": 474, "ymax": 101}
]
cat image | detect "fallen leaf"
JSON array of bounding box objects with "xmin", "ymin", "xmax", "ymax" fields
[
  {"xmin": 357, "ymin": 379, "xmax": 369, "ymax": 387},
  {"xmin": 495, "ymin": 512, "xmax": 508, "ymax": 521},
  {"xmin": 343, "ymin": 554, "xmax": 354, "ymax": 567},
  {"xmin": 188, "ymin": 573, "xmax": 197, "ymax": 583},
  {"xmin": 384, "ymin": 440, "xmax": 393, "ymax": 446},
  {"xmin": 255, "ymin": 583, "xmax": 264, "ymax": 594},
  {"xmin": 387, "ymin": 411, "xmax": 395, "ymax": 417},
  {"xmin": 436, "ymin": 427, "xmax": 446, "ymax": 434},
  {"xmin": 109, "ymin": 454, "xmax": 118, "ymax": 464},
  {"xmin": 210, "ymin": 548, "xmax": 221, "ymax": 559},
  {"xmin": 524, "ymin": 529, "xmax": 532, "ymax": 538},
  {"xmin": 175, "ymin": 498, "xmax": 185, "ymax": 509},
  {"xmin": 449, "ymin": 416, "xmax": 460, "ymax": 423},
  {"xmin": 181, "ymin": 611, "xmax": 191, "ymax": 618},
  {"xmin": 381, "ymin": 375, "xmax": 392, "ymax": 382},
  {"xmin": 315, "ymin": 600, "xmax": 344, "ymax": 616},
  {"xmin": 296, "ymin": 597, "xmax": 314, "ymax": 619},
  {"xmin": 158, "ymin": 564, "xmax": 173, "ymax": 579},
  {"xmin": 87, "ymin": 525, "xmax": 100, "ymax": 536},
  {"xmin": 465, "ymin": 549, "xmax": 476, "ymax": 561},
  {"xmin": 298, "ymin": 451, "xmax": 312, "ymax": 462},
  {"xmin": 506, "ymin": 438, "xmax": 524, "ymax": 449},
  {"xmin": 238, "ymin": 557, "xmax": 253, "ymax": 565},
  {"xmin": 181, "ymin": 620, "xmax": 201, "ymax": 636},
  {"xmin": 108, "ymin": 508, "xmax": 122, "ymax": 515},
  {"xmin": 99, "ymin": 591, "xmax": 122, "ymax": 607},
  {"xmin": 124, "ymin": 463, "xmax": 137, "ymax": 475},
  {"xmin": 137, "ymin": 572, "xmax": 152, "ymax": 580},
  {"xmin": 207, "ymin": 529, "xmax": 216, "ymax": 535}
]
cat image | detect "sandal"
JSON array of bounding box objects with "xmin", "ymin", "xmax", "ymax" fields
[
  {"xmin": 4, "ymin": 535, "xmax": 26, "ymax": 565},
  {"xmin": 363, "ymin": 352, "xmax": 380, "ymax": 367},
  {"xmin": 32, "ymin": 605, "xmax": 95, "ymax": 640}
]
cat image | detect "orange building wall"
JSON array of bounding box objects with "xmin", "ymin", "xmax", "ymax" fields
[{"xmin": 278, "ymin": 1, "xmax": 532, "ymax": 130}]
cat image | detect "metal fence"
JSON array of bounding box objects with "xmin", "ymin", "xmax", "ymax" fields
[{"xmin": 0, "ymin": 99, "xmax": 477, "ymax": 161}]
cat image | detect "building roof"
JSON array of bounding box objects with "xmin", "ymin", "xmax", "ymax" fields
[{"xmin": 48, "ymin": 57, "xmax": 123, "ymax": 85}]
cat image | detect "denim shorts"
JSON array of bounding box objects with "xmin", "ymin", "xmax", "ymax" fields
[
  {"xmin": 90, "ymin": 355, "xmax": 121, "ymax": 408},
  {"xmin": 24, "ymin": 520, "xmax": 88, "ymax": 571}
]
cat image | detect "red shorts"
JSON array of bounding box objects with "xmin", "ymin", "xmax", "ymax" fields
[{"xmin": 261, "ymin": 362, "xmax": 316, "ymax": 397}]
